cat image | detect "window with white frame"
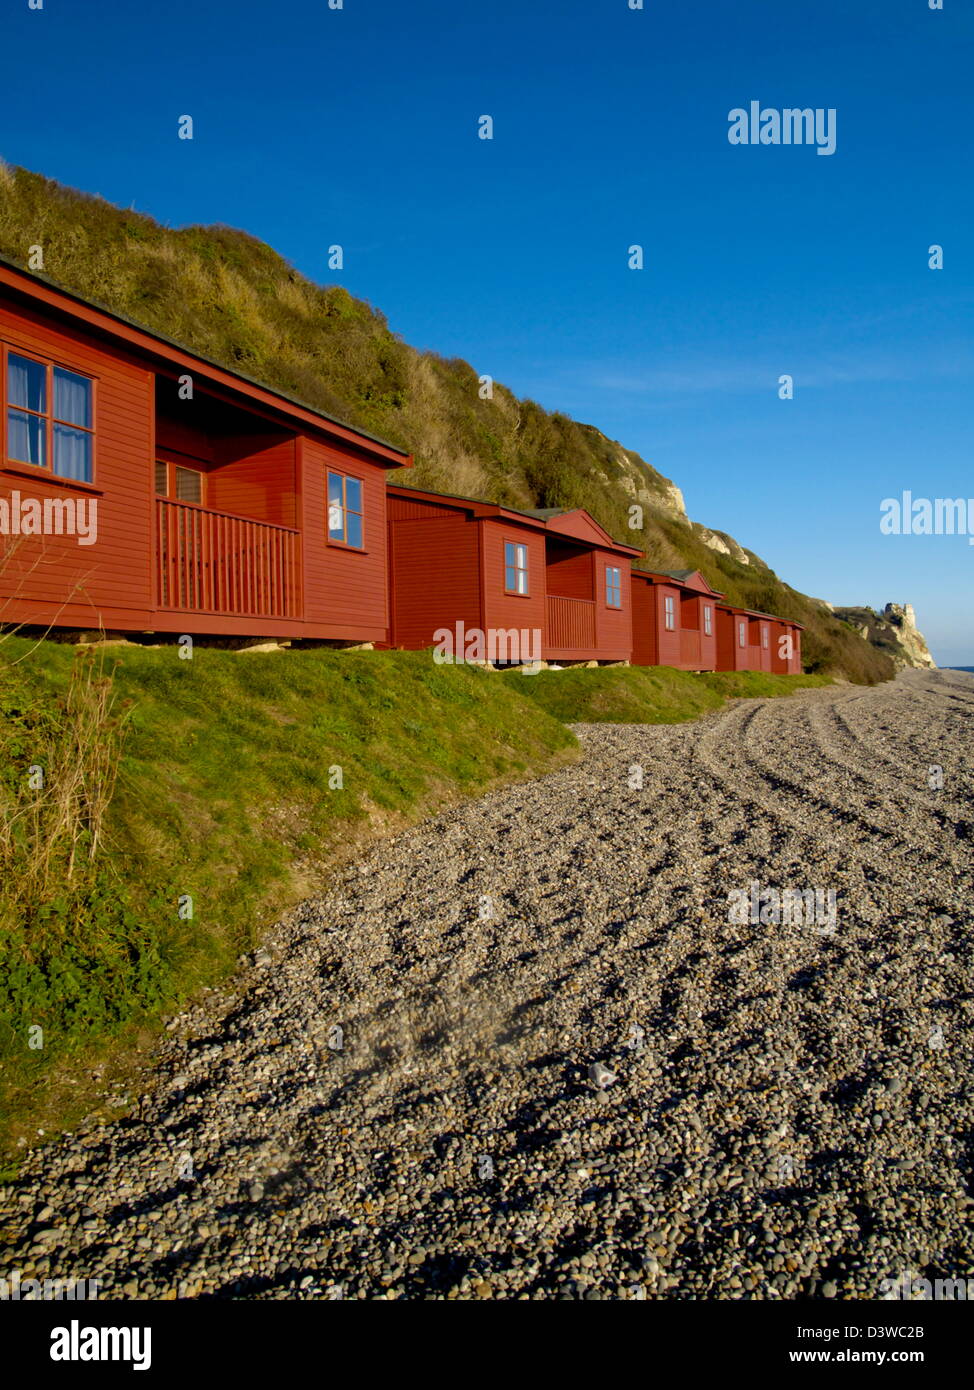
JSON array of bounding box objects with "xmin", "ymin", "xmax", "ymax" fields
[
  {"xmin": 738, "ymin": 621, "xmax": 746, "ymax": 647},
  {"xmin": 504, "ymin": 540, "xmax": 529, "ymax": 594},
  {"xmin": 762, "ymin": 623, "xmax": 769, "ymax": 648},
  {"xmin": 664, "ymin": 594, "xmax": 676, "ymax": 630},
  {"xmin": 605, "ymin": 565, "xmax": 621, "ymax": 608},
  {"xmin": 703, "ymin": 604, "xmax": 712, "ymax": 636},
  {"xmin": 327, "ymin": 471, "xmax": 364, "ymax": 547}
]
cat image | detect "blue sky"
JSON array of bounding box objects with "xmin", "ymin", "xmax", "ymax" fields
[{"xmin": 3, "ymin": 0, "xmax": 971, "ymax": 661}]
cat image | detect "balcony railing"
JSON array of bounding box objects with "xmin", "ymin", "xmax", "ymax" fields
[
  {"xmin": 156, "ymin": 499, "xmax": 300, "ymax": 618},
  {"xmin": 546, "ymin": 594, "xmax": 596, "ymax": 650},
  {"xmin": 680, "ymin": 628, "xmax": 702, "ymax": 667}
]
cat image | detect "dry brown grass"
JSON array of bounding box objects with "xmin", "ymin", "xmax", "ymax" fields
[{"xmin": 0, "ymin": 647, "xmax": 127, "ymax": 914}]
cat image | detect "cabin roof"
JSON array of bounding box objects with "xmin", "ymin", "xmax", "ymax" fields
[
  {"xmin": 387, "ymin": 485, "xmax": 643, "ymax": 557},
  {"xmin": 632, "ymin": 567, "xmax": 726, "ymax": 598},
  {"xmin": 0, "ymin": 253, "xmax": 412, "ymax": 467},
  {"xmin": 717, "ymin": 601, "xmax": 805, "ymax": 630}
]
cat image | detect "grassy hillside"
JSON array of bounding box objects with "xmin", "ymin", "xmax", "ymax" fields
[{"xmin": 0, "ymin": 162, "xmax": 891, "ymax": 684}]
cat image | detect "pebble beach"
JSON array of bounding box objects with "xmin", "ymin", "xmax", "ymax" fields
[{"xmin": 2, "ymin": 669, "xmax": 972, "ymax": 1300}]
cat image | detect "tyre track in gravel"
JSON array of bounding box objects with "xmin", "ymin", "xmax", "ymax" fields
[
  {"xmin": 810, "ymin": 695, "xmax": 974, "ymax": 849},
  {"xmin": 691, "ymin": 700, "xmax": 909, "ymax": 877},
  {"xmin": 742, "ymin": 693, "xmax": 972, "ymax": 873},
  {"xmin": 829, "ymin": 677, "xmax": 974, "ymax": 789},
  {"xmin": 692, "ymin": 690, "xmax": 969, "ymax": 901},
  {"xmin": 2, "ymin": 670, "xmax": 972, "ymax": 1301}
]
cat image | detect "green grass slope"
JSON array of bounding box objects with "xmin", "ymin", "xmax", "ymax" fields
[
  {"xmin": 0, "ymin": 162, "xmax": 891, "ymax": 684},
  {"xmin": 512, "ymin": 665, "xmax": 831, "ymax": 725}
]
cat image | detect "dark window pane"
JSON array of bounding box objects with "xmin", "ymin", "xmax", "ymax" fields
[
  {"xmin": 327, "ymin": 472, "xmax": 343, "ymax": 506},
  {"xmin": 345, "ymin": 476, "xmax": 362, "ymax": 513},
  {"xmin": 175, "ymin": 466, "xmax": 202, "ymax": 503},
  {"xmin": 8, "ymin": 354, "xmax": 46, "ymax": 413},
  {"xmin": 155, "ymin": 461, "xmax": 168, "ymax": 495},
  {"xmin": 54, "ymin": 367, "xmax": 92, "ymax": 428},
  {"xmin": 8, "ymin": 408, "xmax": 45, "ymax": 465},
  {"xmin": 53, "ymin": 424, "xmax": 92, "ymax": 482}
]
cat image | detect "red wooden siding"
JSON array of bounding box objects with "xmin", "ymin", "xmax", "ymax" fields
[
  {"xmin": 644, "ymin": 581, "xmax": 683, "ymax": 667},
  {"xmin": 541, "ymin": 540, "xmax": 632, "ymax": 661},
  {"xmin": 655, "ymin": 584, "xmax": 683, "ymax": 668},
  {"xmin": 630, "ymin": 574, "xmax": 658, "ymax": 666},
  {"xmin": 544, "ymin": 510, "xmax": 623, "ymax": 549},
  {"xmin": 388, "ymin": 509, "xmax": 483, "ymax": 648},
  {"xmin": 591, "ymin": 550, "xmax": 632, "ymax": 661},
  {"xmin": 300, "ymin": 437, "xmax": 390, "ymax": 642},
  {"xmin": 1, "ymin": 295, "xmax": 155, "ymax": 630},
  {"xmin": 771, "ymin": 619, "xmax": 803, "ymax": 674},
  {"xmin": 387, "ymin": 486, "xmax": 638, "ymax": 664},
  {"xmin": 481, "ymin": 521, "xmax": 547, "ymax": 646},
  {"xmin": 631, "ymin": 571, "xmax": 722, "ymax": 671},
  {"xmin": 752, "ymin": 617, "xmax": 773, "ymax": 673},
  {"xmin": 678, "ymin": 595, "xmax": 718, "ymax": 671},
  {"xmin": 206, "ymin": 437, "xmax": 298, "ymax": 530},
  {"xmin": 546, "ymin": 594, "xmax": 596, "ymax": 651},
  {"xmin": 387, "ymin": 493, "xmax": 459, "ymax": 523},
  {"xmin": 545, "ymin": 540, "xmax": 594, "ymax": 600},
  {"xmin": 716, "ymin": 605, "xmax": 749, "ymax": 671},
  {"xmin": 714, "ymin": 606, "xmax": 795, "ymax": 673}
]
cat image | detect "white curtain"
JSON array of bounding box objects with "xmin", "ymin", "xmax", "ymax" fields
[
  {"xmin": 54, "ymin": 367, "xmax": 92, "ymax": 428},
  {"xmin": 8, "ymin": 354, "xmax": 45, "ymax": 412},
  {"xmin": 54, "ymin": 424, "xmax": 92, "ymax": 481},
  {"xmin": 7, "ymin": 409, "xmax": 44, "ymax": 465}
]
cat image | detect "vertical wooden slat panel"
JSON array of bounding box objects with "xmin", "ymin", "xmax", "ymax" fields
[
  {"xmin": 153, "ymin": 499, "xmax": 299, "ymax": 619},
  {"xmin": 546, "ymin": 595, "xmax": 596, "ymax": 651},
  {"xmin": 227, "ymin": 516, "xmax": 235, "ymax": 614},
  {"xmin": 232, "ymin": 516, "xmax": 239, "ymax": 614}
]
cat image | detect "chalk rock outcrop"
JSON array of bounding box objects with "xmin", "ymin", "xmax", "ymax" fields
[
  {"xmin": 832, "ymin": 603, "xmax": 936, "ymax": 670},
  {"xmin": 694, "ymin": 524, "xmax": 751, "ymax": 567},
  {"xmin": 882, "ymin": 603, "xmax": 937, "ymax": 669}
]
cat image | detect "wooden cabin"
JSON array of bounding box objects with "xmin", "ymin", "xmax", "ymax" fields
[
  {"xmin": 631, "ymin": 569, "xmax": 724, "ymax": 670},
  {"xmin": 386, "ymin": 486, "xmax": 643, "ymax": 664},
  {"xmin": 0, "ymin": 257, "xmax": 411, "ymax": 642},
  {"xmin": 715, "ymin": 605, "xmax": 780, "ymax": 672},
  {"xmin": 771, "ymin": 617, "xmax": 804, "ymax": 674}
]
